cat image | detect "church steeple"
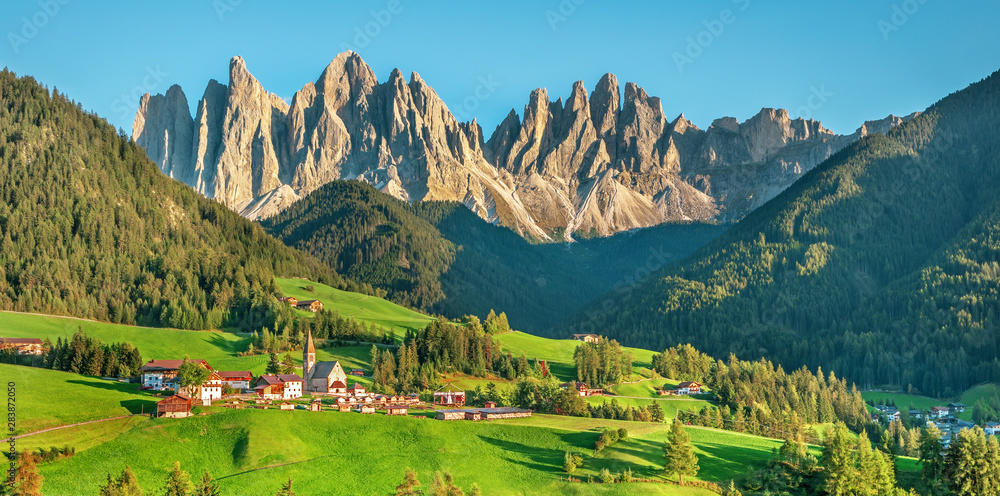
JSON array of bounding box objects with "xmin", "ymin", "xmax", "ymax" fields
[{"xmin": 303, "ymin": 330, "xmax": 316, "ymax": 386}]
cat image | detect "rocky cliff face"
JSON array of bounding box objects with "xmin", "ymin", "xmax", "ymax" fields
[{"xmin": 134, "ymin": 52, "xmax": 915, "ymax": 240}]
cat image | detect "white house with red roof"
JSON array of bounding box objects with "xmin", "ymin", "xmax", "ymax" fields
[
  {"xmin": 217, "ymin": 371, "xmax": 253, "ymax": 390},
  {"xmin": 301, "ymin": 331, "xmax": 347, "ymax": 394},
  {"xmin": 254, "ymin": 374, "xmax": 303, "ymax": 400},
  {"xmin": 674, "ymin": 381, "xmax": 702, "ymax": 395},
  {"xmin": 140, "ymin": 359, "xmax": 212, "ymax": 390},
  {"xmin": 173, "ymin": 371, "xmax": 224, "ymax": 405}
]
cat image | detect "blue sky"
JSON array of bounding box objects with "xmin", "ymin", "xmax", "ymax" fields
[{"xmin": 2, "ymin": 1, "xmax": 997, "ymax": 136}]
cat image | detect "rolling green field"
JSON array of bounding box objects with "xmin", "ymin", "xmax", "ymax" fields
[
  {"xmin": 956, "ymin": 384, "xmax": 1000, "ymax": 421},
  {"xmin": 35, "ymin": 408, "xmax": 782, "ymax": 496},
  {"xmin": 2, "ymin": 364, "xmax": 157, "ymax": 434},
  {"xmin": 585, "ymin": 395, "xmax": 715, "ymax": 419},
  {"xmin": 860, "ymin": 391, "xmax": 946, "ymax": 412},
  {"xmin": 274, "ymin": 277, "xmax": 435, "ymax": 334}
]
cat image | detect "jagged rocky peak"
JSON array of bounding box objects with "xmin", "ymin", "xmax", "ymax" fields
[{"xmin": 133, "ymin": 51, "xmax": 915, "ymax": 241}]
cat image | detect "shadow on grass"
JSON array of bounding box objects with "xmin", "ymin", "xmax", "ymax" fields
[
  {"xmin": 207, "ymin": 331, "xmax": 250, "ymax": 354},
  {"xmin": 477, "ymin": 434, "xmax": 563, "ymax": 473},
  {"xmin": 119, "ymin": 398, "xmax": 157, "ymax": 415}
]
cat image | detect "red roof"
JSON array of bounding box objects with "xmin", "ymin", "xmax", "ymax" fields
[
  {"xmin": 140, "ymin": 359, "xmax": 212, "ymax": 372},
  {"xmin": 676, "ymin": 381, "xmax": 701, "ymax": 388},
  {"xmin": 348, "ymin": 383, "xmax": 365, "ymax": 390},
  {"xmin": 331, "ymin": 380, "xmax": 347, "ymax": 389},
  {"xmin": 256, "ymin": 374, "xmax": 303, "ymax": 386},
  {"xmin": 217, "ymin": 371, "xmax": 253, "ymax": 379},
  {"xmin": 0, "ymin": 338, "xmax": 44, "ymax": 345}
]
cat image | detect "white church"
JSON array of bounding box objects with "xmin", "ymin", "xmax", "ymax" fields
[{"xmin": 302, "ymin": 330, "xmax": 347, "ymax": 394}]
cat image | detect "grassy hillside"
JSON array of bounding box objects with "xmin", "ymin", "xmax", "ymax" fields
[
  {"xmin": 2, "ymin": 364, "xmax": 156, "ymax": 434},
  {"xmin": 274, "ymin": 277, "xmax": 434, "ymax": 334},
  {"xmin": 496, "ymin": 331, "xmax": 659, "ymax": 382},
  {"xmin": 36, "ymin": 408, "xmax": 790, "ymax": 495},
  {"xmin": 0, "ymin": 69, "xmax": 338, "ymax": 332},
  {"xmin": 575, "ymin": 68, "xmax": 1000, "ymax": 396}
]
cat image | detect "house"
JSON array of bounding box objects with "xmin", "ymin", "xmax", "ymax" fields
[
  {"xmin": 308, "ymin": 400, "xmax": 323, "ymax": 412},
  {"xmin": 433, "ymin": 384, "xmax": 465, "ymax": 406},
  {"xmin": 350, "ymin": 369, "xmax": 365, "ymax": 377},
  {"xmin": 358, "ymin": 404, "xmax": 376, "ymax": 414},
  {"xmin": 874, "ymin": 405, "xmax": 901, "ymax": 422},
  {"xmin": 140, "ymin": 359, "xmax": 212, "ymax": 391},
  {"xmin": 406, "ymin": 393, "xmax": 420, "ymax": 404},
  {"xmin": 949, "ymin": 403, "xmax": 967, "ymax": 414},
  {"xmin": 329, "ymin": 380, "xmax": 347, "ymax": 394},
  {"xmin": 174, "ymin": 371, "xmax": 224, "ymax": 405},
  {"xmin": 571, "ymin": 334, "xmax": 600, "ymax": 344},
  {"xmin": 296, "ymin": 300, "xmax": 323, "ymax": 312},
  {"xmin": 985, "ymin": 422, "xmax": 1000, "ymax": 436},
  {"xmin": 0, "ymin": 338, "xmax": 45, "ymax": 355},
  {"xmin": 302, "ymin": 331, "xmax": 347, "ymax": 394},
  {"xmin": 279, "ymin": 402, "xmax": 294, "ymax": 411},
  {"xmin": 217, "ymin": 371, "xmax": 253, "ymax": 390},
  {"xmin": 484, "ymin": 401, "xmax": 497, "ymax": 408},
  {"xmin": 253, "ymin": 374, "xmax": 303, "ymax": 400},
  {"xmin": 675, "ymin": 382, "xmax": 702, "ymax": 395},
  {"xmin": 559, "ymin": 382, "xmax": 603, "ymax": 397},
  {"xmin": 156, "ymin": 394, "xmax": 193, "ymax": 418},
  {"xmin": 338, "ymin": 403, "xmax": 352, "ymax": 413},
  {"xmin": 348, "ymin": 383, "xmax": 366, "ymax": 396},
  {"xmin": 278, "ymin": 296, "xmax": 298, "ymax": 306},
  {"xmin": 931, "ymin": 406, "xmax": 950, "ymax": 418},
  {"xmin": 386, "ymin": 405, "xmax": 408, "ymax": 416},
  {"xmin": 909, "ymin": 409, "xmax": 923, "ymax": 420}
]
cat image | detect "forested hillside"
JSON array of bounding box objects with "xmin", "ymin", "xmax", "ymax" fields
[
  {"xmin": 0, "ymin": 69, "xmax": 340, "ymax": 331},
  {"xmin": 572, "ymin": 69, "xmax": 1000, "ymax": 396},
  {"xmin": 262, "ymin": 180, "xmax": 726, "ymax": 332}
]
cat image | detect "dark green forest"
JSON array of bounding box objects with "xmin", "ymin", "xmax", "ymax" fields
[
  {"xmin": 0, "ymin": 69, "xmax": 340, "ymax": 331},
  {"xmin": 262, "ymin": 180, "xmax": 726, "ymax": 333},
  {"xmin": 570, "ymin": 69, "xmax": 1000, "ymax": 396}
]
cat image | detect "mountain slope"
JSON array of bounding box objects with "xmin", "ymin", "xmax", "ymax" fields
[
  {"xmin": 134, "ymin": 52, "xmax": 910, "ymax": 240},
  {"xmin": 568, "ymin": 69, "xmax": 1000, "ymax": 396},
  {"xmin": 0, "ymin": 68, "xmax": 338, "ymax": 330},
  {"xmin": 261, "ymin": 180, "xmax": 727, "ymax": 332}
]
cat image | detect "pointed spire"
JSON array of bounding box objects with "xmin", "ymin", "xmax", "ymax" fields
[{"xmin": 306, "ymin": 329, "xmax": 316, "ymax": 354}]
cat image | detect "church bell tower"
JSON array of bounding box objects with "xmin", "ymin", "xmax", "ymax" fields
[{"xmin": 303, "ymin": 330, "xmax": 316, "ymax": 389}]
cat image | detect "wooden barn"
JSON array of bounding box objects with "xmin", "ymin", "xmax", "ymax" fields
[
  {"xmin": 480, "ymin": 407, "xmax": 532, "ymax": 420},
  {"xmin": 433, "ymin": 384, "xmax": 465, "ymax": 406},
  {"xmin": 435, "ymin": 410, "xmax": 466, "ymax": 421},
  {"xmin": 358, "ymin": 404, "xmax": 376, "ymax": 414},
  {"xmin": 386, "ymin": 405, "xmax": 408, "ymax": 416},
  {"xmin": 156, "ymin": 394, "xmax": 193, "ymax": 418},
  {"xmin": 296, "ymin": 300, "xmax": 323, "ymax": 312},
  {"xmin": 464, "ymin": 410, "xmax": 482, "ymax": 421}
]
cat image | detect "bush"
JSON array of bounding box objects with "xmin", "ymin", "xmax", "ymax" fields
[
  {"xmin": 599, "ymin": 468, "xmax": 614, "ymax": 484},
  {"xmin": 563, "ymin": 451, "xmax": 584, "ymax": 474}
]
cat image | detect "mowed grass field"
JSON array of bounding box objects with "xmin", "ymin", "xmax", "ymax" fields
[
  {"xmin": 274, "ymin": 277, "xmax": 435, "ymax": 334},
  {"xmin": 860, "ymin": 391, "xmax": 946, "ymax": 412},
  {"xmin": 35, "ymin": 407, "xmax": 785, "ymax": 496},
  {"xmin": 2, "ymin": 364, "xmax": 158, "ymax": 434}
]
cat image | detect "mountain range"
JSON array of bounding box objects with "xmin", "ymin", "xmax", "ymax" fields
[{"xmin": 133, "ymin": 52, "xmax": 914, "ymax": 240}]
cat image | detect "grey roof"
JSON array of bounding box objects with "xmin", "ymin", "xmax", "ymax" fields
[{"xmin": 312, "ymin": 361, "xmax": 341, "ymax": 379}]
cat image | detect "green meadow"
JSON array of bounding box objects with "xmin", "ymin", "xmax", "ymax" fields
[
  {"xmin": 496, "ymin": 331, "xmax": 660, "ymax": 382},
  {"xmin": 274, "ymin": 277, "xmax": 435, "ymax": 334}
]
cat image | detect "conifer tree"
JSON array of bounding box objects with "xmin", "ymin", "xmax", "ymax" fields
[
  {"xmin": 13, "ymin": 451, "xmax": 43, "ymax": 496},
  {"xmin": 193, "ymin": 470, "xmax": 220, "ymax": 496},
  {"xmin": 393, "ymin": 469, "xmax": 423, "ymax": 496},
  {"xmin": 662, "ymin": 420, "xmax": 699, "ymax": 484},
  {"xmin": 275, "ymin": 479, "xmax": 295, "ymax": 496},
  {"xmin": 116, "ymin": 466, "xmax": 143, "ymax": 496},
  {"xmin": 821, "ymin": 423, "xmax": 856, "ymax": 496},
  {"xmin": 160, "ymin": 462, "xmax": 191, "ymax": 496}
]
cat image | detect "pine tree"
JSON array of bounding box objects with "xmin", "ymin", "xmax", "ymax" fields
[
  {"xmin": 393, "ymin": 469, "xmax": 423, "ymax": 496},
  {"xmin": 265, "ymin": 353, "xmax": 280, "ymax": 375},
  {"xmin": 116, "ymin": 466, "xmax": 143, "ymax": 496},
  {"xmin": 13, "ymin": 451, "xmax": 43, "ymax": 496},
  {"xmin": 275, "ymin": 479, "xmax": 295, "ymax": 496},
  {"xmin": 662, "ymin": 420, "xmax": 699, "ymax": 484},
  {"xmin": 821, "ymin": 423, "xmax": 856, "ymax": 496},
  {"xmin": 193, "ymin": 471, "xmax": 220, "ymax": 496},
  {"xmin": 946, "ymin": 427, "xmax": 993, "ymax": 496},
  {"xmin": 280, "ymin": 353, "xmax": 295, "ymax": 375},
  {"xmin": 919, "ymin": 423, "xmax": 946, "ymax": 489},
  {"xmin": 160, "ymin": 461, "xmax": 191, "ymax": 496}
]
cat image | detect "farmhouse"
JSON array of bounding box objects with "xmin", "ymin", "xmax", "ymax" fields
[
  {"xmin": 302, "ymin": 331, "xmax": 347, "ymax": 394},
  {"xmin": 350, "ymin": 368, "xmax": 365, "ymax": 377},
  {"xmin": 296, "ymin": 300, "xmax": 323, "ymax": 312},
  {"xmin": 986, "ymin": 422, "xmax": 1000, "ymax": 436},
  {"xmin": 931, "ymin": 406, "xmax": 950, "ymax": 418},
  {"xmin": 433, "ymin": 384, "xmax": 465, "ymax": 406},
  {"xmin": 217, "ymin": 371, "xmax": 253, "ymax": 390},
  {"xmin": 140, "ymin": 359, "xmax": 212, "ymax": 390},
  {"xmin": 571, "ymin": 334, "xmax": 600, "ymax": 344},
  {"xmin": 559, "ymin": 382, "xmax": 602, "ymax": 397},
  {"xmin": 278, "ymin": 296, "xmax": 298, "ymax": 306},
  {"xmin": 253, "ymin": 374, "xmax": 303, "ymax": 400},
  {"xmin": 173, "ymin": 371, "xmax": 224, "ymax": 405},
  {"xmin": 949, "ymin": 403, "xmax": 967, "ymax": 414},
  {"xmin": 386, "ymin": 405, "xmax": 408, "ymax": 416},
  {"xmin": 156, "ymin": 394, "xmax": 193, "ymax": 418},
  {"xmin": 674, "ymin": 381, "xmax": 702, "ymax": 395},
  {"xmin": 0, "ymin": 337, "xmax": 45, "ymax": 355}
]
